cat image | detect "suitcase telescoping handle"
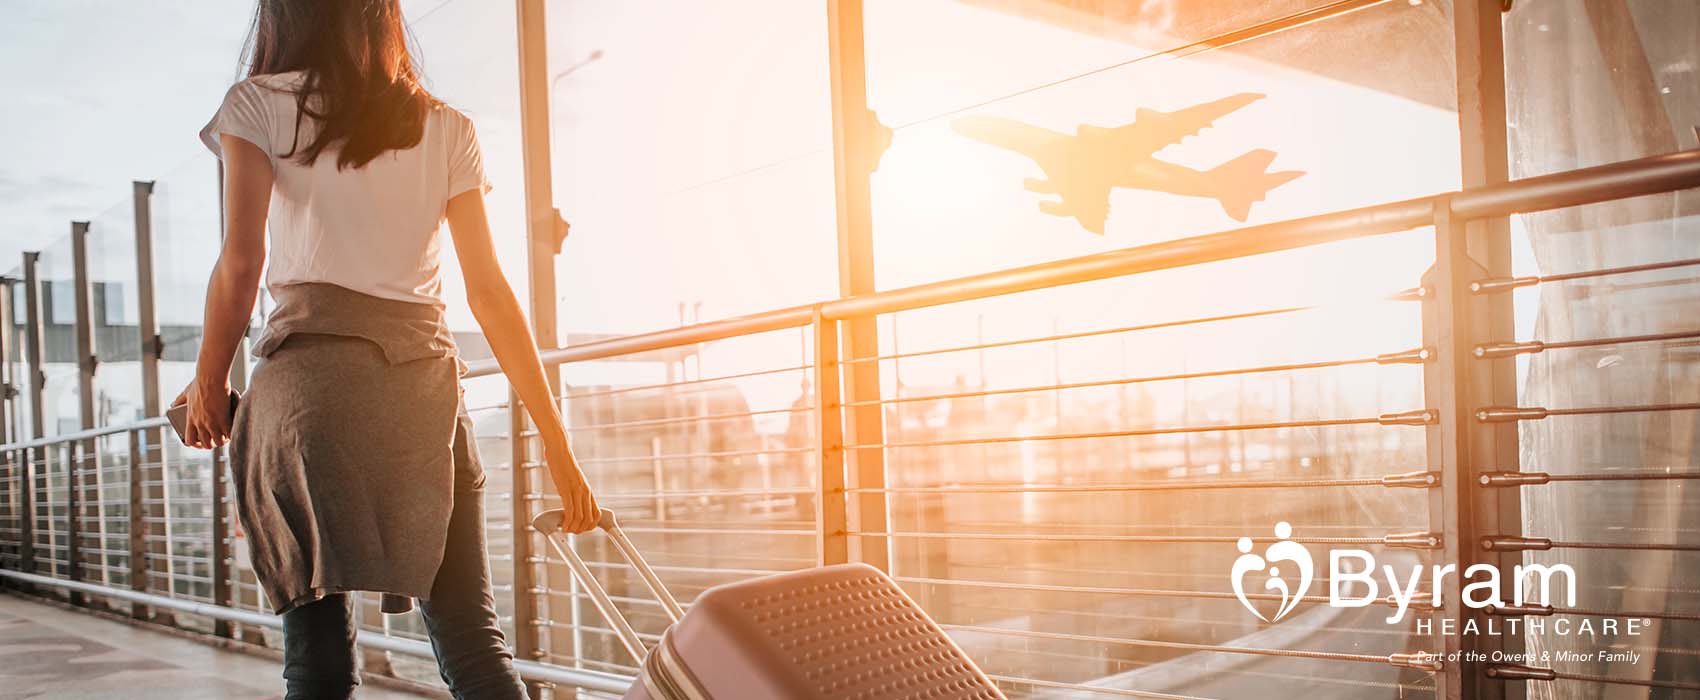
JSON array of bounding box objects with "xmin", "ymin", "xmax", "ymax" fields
[{"xmin": 531, "ymin": 507, "xmax": 685, "ymax": 661}]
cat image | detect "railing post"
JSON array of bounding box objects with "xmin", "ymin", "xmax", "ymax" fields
[
  {"xmin": 510, "ymin": 392, "xmax": 544, "ymax": 677},
  {"xmin": 21, "ymin": 446, "xmax": 35, "ymax": 578},
  {"xmin": 0, "ymin": 278, "xmax": 16, "ymax": 578},
  {"xmin": 813, "ymin": 311, "xmax": 847, "ymax": 566},
  {"xmin": 156, "ymin": 436, "xmax": 179, "ymax": 606},
  {"xmin": 3, "ymin": 446, "xmax": 16, "ymax": 573},
  {"xmin": 64, "ymin": 442, "xmax": 82, "ymax": 602},
  {"xmin": 1422, "ymin": 198, "xmax": 1521, "ymax": 700},
  {"xmin": 826, "ymin": 0, "xmax": 890, "ymax": 572},
  {"xmin": 210, "ymin": 445, "xmax": 233, "ymax": 637},
  {"xmin": 1422, "ymin": 202, "xmax": 1472, "ymax": 700},
  {"xmin": 127, "ymin": 429, "xmax": 148, "ymax": 619}
]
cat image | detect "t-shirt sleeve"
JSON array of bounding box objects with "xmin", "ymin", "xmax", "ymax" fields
[
  {"xmin": 447, "ymin": 113, "xmax": 492, "ymax": 198},
  {"xmin": 199, "ymin": 81, "xmax": 273, "ymax": 159}
]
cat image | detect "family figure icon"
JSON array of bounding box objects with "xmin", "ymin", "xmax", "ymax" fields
[{"xmin": 1231, "ymin": 521, "xmax": 1316, "ymax": 622}]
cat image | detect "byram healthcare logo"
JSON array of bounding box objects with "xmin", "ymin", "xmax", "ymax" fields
[
  {"xmin": 1230, "ymin": 521, "xmax": 1311, "ymax": 622},
  {"xmin": 1230, "ymin": 521, "xmax": 1583, "ymax": 625}
]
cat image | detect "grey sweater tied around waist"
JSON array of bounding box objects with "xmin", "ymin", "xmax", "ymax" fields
[{"xmin": 230, "ymin": 282, "xmax": 482, "ymax": 615}]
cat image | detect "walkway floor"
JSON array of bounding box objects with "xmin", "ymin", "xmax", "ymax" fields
[{"xmin": 0, "ymin": 592, "xmax": 426, "ymax": 700}]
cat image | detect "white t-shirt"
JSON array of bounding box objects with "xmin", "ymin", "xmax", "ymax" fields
[{"xmin": 199, "ymin": 71, "xmax": 489, "ymax": 307}]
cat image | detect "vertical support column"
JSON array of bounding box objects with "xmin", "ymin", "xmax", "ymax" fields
[
  {"xmin": 812, "ymin": 311, "xmax": 847, "ymax": 566},
  {"xmin": 1423, "ymin": 200, "xmax": 1520, "ymax": 700},
  {"xmin": 21, "ymin": 253, "xmax": 46, "ymax": 442},
  {"xmin": 826, "ymin": 0, "xmax": 890, "ymax": 572},
  {"xmin": 70, "ymin": 221, "xmax": 96, "ymax": 432},
  {"xmin": 513, "ymin": 1, "xmax": 563, "ymax": 690},
  {"xmin": 1422, "ymin": 203, "xmax": 1476, "ymax": 700},
  {"xmin": 68, "ymin": 222, "xmax": 95, "ymax": 607},
  {"xmin": 19, "ymin": 253, "xmax": 45, "ymax": 579},
  {"xmin": 515, "ymin": 0, "xmax": 565, "ymax": 356},
  {"xmin": 133, "ymin": 181, "xmax": 162, "ymax": 420},
  {"xmin": 1448, "ymin": 4, "xmax": 1519, "ymax": 700}
]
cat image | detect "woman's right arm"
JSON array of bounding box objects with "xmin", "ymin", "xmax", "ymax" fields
[{"xmin": 444, "ymin": 188, "xmax": 600, "ymax": 534}]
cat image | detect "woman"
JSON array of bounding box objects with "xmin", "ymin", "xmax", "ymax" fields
[{"xmin": 176, "ymin": 1, "xmax": 600, "ymax": 698}]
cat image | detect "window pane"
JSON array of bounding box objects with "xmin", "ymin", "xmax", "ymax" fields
[
  {"xmin": 864, "ymin": 0, "xmax": 1459, "ymax": 289},
  {"xmin": 150, "ymin": 155, "xmax": 223, "ymax": 406},
  {"xmin": 89, "ymin": 198, "xmax": 142, "ymax": 427},
  {"xmin": 1506, "ymin": 0, "xmax": 1700, "ymax": 176},
  {"xmin": 36, "ymin": 236, "xmax": 77, "ymax": 437},
  {"xmin": 546, "ymin": 0, "xmax": 838, "ymax": 336}
]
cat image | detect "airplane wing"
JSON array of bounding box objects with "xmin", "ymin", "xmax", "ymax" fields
[
  {"xmin": 1041, "ymin": 188, "xmax": 1111, "ymax": 235},
  {"xmin": 1103, "ymin": 92, "xmax": 1266, "ymax": 155},
  {"xmin": 951, "ymin": 116, "xmax": 1071, "ymax": 174},
  {"xmin": 955, "ymin": 116, "xmax": 1115, "ymax": 234}
]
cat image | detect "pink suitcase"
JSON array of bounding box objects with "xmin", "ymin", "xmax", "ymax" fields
[{"xmin": 532, "ymin": 508, "xmax": 1007, "ymax": 700}]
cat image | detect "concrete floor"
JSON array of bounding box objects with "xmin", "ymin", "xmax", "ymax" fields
[{"xmin": 0, "ymin": 592, "xmax": 428, "ymax": 700}]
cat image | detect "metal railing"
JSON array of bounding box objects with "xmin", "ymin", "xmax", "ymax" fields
[{"xmin": 4, "ymin": 148, "xmax": 1695, "ymax": 697}]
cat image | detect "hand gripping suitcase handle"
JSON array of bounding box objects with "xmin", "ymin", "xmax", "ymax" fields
[{"xmin": 531, "ymin": 508, "xmax": 686, "ymax": 660}]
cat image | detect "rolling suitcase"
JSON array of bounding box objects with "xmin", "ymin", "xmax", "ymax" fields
[{"xmin": 532, "ymin": 508, "xmax": 1008, "ymax": 700}]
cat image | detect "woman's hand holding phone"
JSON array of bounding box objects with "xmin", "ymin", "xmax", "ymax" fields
[{"xmin": 174, "ymin": 378, "xmax": 235, "ymax": 449}]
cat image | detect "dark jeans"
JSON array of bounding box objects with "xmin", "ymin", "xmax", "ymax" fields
[{"xmin": 280, "ymin": 476, "xmax": 528, "ymax": 700}]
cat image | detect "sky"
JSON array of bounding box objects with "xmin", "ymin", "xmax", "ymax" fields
[
  {"xmin": 0, "ymin": 0, "xmax": 530, "ymax": 324},
  {"xmin": 0, "ymin": 1, "xmax": 254, "ymax": 265}
]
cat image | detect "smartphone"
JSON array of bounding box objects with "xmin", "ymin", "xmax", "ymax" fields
[{"xmin": 167, "ymin": 390, "xmax": 242, "ymax": 446}]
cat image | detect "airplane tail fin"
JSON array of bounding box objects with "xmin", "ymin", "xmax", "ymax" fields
[{"xmin": 1208, "ymin": 149, "xmax": 1303, "ymax": 221}]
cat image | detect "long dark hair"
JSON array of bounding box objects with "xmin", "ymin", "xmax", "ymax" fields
[{"xmin": 240, "ymin": 0, "xmax": 440, "ymax": 170}]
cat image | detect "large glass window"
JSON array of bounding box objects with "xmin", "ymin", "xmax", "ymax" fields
[
  {"xmin": 864, "ymin": 0, "xmax": 1460, "ymax": 289},
  {"xmin": 402, "ymin": 0, "xmax": 532, "ymax": 337},
  {"xmin": 545, "ymin": 0, "xmax": 839, "ymax": 337},
  {"xmin": 36, "ymin": 236, "xmax": 79, "ymax": 437},
  {"xmin": 88, "ymin": 199, "xmax": 142, "ymax": 427},
  {"xmin": 1506, "ymin": 0, "xmax": 1699, "ymax": 176},
  {"xmin": 3, "ymin": 274, "xmax": 31, "ymax": 442},
  {"xmin": 1505, "ymin": 4, "xmax": 1700, "ymax": 690},
  {"xmin": 853, "ymin": 2, "xmax": 1460, "ymax": 697},
  {"xmin": 150, "ymin": 155, "xmax": 223, "ymax": 406}
]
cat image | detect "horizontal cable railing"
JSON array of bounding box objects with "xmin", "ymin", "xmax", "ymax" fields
[
  {"xmin": 0, "ymin": 148, "xmax": 1697, "ymax": 698},
  {"xmin": 448, "ymin": 149, "xmax": 1700, "ymax": 376}
]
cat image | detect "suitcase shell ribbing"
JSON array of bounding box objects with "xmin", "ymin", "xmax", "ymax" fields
[{"xmin": 533, "ymin": 509, "xmax": 1006, "ymax": 700}]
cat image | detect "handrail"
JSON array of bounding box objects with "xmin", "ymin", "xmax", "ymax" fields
[
  {"xmin": 459, "ymin": 148, "xmax": 1700, "ymax": 377},
  {"xmin": 0, "ymin": 416, "xmax": 171, "ymax": 452}
]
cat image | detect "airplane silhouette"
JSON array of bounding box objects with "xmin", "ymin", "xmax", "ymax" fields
[{"xmin": 952, "ymin": 93, "xmax": 1303, "ymax": 234}]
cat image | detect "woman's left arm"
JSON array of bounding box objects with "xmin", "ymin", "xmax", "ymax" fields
[{"xmin": 177, "ymin": 134, "xmax": 272, "ymax": 449}]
